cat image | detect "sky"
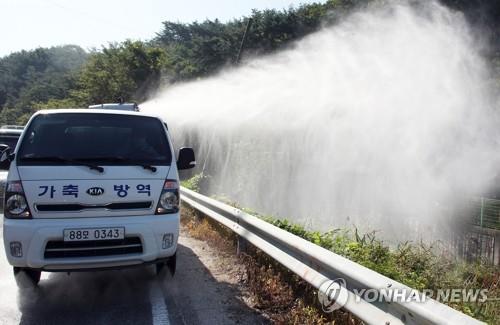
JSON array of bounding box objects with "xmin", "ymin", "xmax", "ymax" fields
[{"xmin": 0, "ymin": 0, "xmax": 325, "ymax": 57}]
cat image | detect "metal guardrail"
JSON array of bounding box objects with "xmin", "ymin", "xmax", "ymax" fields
[{"xmin": 180, "ymin": 187, "xmax": 484, "ymax": 325}]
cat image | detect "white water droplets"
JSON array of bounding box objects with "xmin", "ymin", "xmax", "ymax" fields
[{"xmin": 144, "ymin": 1, "xmax": 499, "ymax": 242}]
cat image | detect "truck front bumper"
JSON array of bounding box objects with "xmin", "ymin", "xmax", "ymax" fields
[{"xmin": 3, "ymin": 214, "xmax": 179, "ymax": 271}]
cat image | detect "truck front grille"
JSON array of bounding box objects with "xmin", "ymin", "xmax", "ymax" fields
[
  {"xmin": 36, "ymin": 201, "xmax": 152, "ymax": 212},
  {"xmin": 44, "ymin": 237, "xmax": 143, "ymax": 259}
]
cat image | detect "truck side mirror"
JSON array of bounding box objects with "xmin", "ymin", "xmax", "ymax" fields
[{"xmin": 177, "ymin": 147, "xmax": 196, "ymax": 170}]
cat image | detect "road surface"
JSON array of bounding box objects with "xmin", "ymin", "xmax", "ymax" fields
[{"xmin": 0, "ymin": 215, "xmax": 268, "ymax": 325}]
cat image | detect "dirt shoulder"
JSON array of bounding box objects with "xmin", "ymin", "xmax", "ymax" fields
[
  {"xmin": 171, "ymin": 227, "xmax": 269, "ymax": 324},
  {"xmin": 179, "ymin": 206, "xmax": 357, "ymax": 325}
]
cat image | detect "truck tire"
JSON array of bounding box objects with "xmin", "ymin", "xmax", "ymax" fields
[
  {"xmin": 167, "ymin": 253, "xmax": 176, "ymax": 276},
  {"xmin": 14, "ymin": 267, "xmax": 41, "ymax": 288},
  {"xmin": 156, "ymin": 253, "xmax": 176, "ymax": 277}
]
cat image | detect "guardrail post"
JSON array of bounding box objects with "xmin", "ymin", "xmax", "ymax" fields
[
  {"xmin": 480, "ymin": 197, "xmax": 484, "ymax": 228},
  {"xmin": 237, "ymin": 235, "xmax": 248, "ymax": 255},
  {"xmin": 495, "ymin": 233, "xmax": 499, "ymax": 266},
  {"xmin": 236, "ymin": 217, "xmax": 248, "ymax": 255},
  {"xmin": 193, "ymin": 208, "xmax": 205, "ymax": 222}
]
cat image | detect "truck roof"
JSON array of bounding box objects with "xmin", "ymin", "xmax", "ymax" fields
[{"xmin": 32, "ymin": 108, "xmax": 162, "ymax": 120}]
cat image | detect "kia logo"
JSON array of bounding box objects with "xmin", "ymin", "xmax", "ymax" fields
[{"xmin": 87, "ymin": 187, "xmax": 104, "ymax": 196}]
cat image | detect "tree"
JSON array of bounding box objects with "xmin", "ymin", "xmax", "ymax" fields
[
  {"xmin": 75, "ymin": 41, "xmax": 167, "ymax": 104},
  {"xmin": 0, "ymin": 45, "xmax": 87, "ymax": 124}
]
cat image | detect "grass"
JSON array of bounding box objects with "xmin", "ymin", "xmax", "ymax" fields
[
  {"xmin": 180, "ymin": 173, "xmax": 205, "ymax": 192},
  {"xmin": 254, "ymin": 212, "xmax": 499, "ymax": 323},
  {"xmin": 181, "ymin": 175, "xmax": 500, "ymax": 324},
  {"xmin": 266, "ymin": 218, "xmax": 499, "ymax": 323}
]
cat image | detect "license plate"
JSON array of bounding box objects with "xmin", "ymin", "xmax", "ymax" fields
[{"xmin": 63, "ymin": 227, "xmax": 125, "ymax": 242}]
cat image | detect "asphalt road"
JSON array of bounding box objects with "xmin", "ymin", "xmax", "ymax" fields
[{"xmin": 0, "ymin": 216, "xmax": 268, "ymax": 325}]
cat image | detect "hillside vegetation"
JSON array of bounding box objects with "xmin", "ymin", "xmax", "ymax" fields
[{"xmin": 0, "ymin": 0, "xmax": 498, "ymax": 124}]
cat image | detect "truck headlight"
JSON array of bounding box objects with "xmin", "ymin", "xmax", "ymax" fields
[
  {"xmin": 6, "ymin": 194, "xmax": 28, "ymax": 214},
  {"xmin": 159, "ymin": 191, "xmax": 178, "ymax": 210},
  {"xmin": 155, "ymin": 180, "xmax": 179, "ymax": 214},
  {"xmin": 4, "ymin": 181, "xmax": 32, "ymax": 219}
]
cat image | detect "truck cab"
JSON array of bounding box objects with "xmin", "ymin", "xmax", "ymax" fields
[{"xmin": 1, "ymin": 109, "xmax": 195, "ymax": 286}]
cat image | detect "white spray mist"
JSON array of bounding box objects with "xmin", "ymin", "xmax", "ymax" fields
[{"xmin": 143, "ymin": 1, "xmax": 500, "ymax": 242}]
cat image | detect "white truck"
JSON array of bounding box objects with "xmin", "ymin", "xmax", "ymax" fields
[{"xmin": 1, "ymin": 108, "xmax": 195, "ymax": 286}]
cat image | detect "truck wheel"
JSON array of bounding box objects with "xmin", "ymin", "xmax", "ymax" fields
[
  {"xmin": 155, "ymin": 253, "xmax": 176, "ymax": 277},
  {"xmin": 155, "ymin": 262, "xmax": 165, "ymax": 275},
  {"xmin": 167, "ymin": 253, "xmax": 176, "ymax": 276},
  {"xmin": 14, "ymin": 267, "xmax": 41, "ymax": 288}
]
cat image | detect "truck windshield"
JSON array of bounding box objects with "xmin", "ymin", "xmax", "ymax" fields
[{"xmin": 17, "ymin": 113, "xmax": 172, "ymax": 166}]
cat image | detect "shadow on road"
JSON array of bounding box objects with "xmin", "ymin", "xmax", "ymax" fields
[{"xmin": 15, "ymin": 244, "xmax": 268, "ymax": 325}]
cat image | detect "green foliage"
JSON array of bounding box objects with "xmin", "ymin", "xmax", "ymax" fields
[
  {"xmin": 180, "ymin": 173, "xmax": 205, "ymax": 192},
  {"xmin": 153, "ymin": 2, "xmax": 346, "ymax": 79},
  {"xmin": 0, "ymin": 41, "xmax": 168, "ymax": 124},
  {"xmin": 6, "ymin": 98, "xmax": 82, "ymax": 126},
  {"xmin": 156, "ymin": 19, "xmax": 241, "ymax": 78},
  {"xmin": 0, "ymin": 45, "xmax": 87, "ymax": 124},
  {"xmin": 75, "ymin": 41, "xmax": 167, "ymax": 104},
  {"xmin": 260, "ymin": 214, "xmax": 499, "ymax": 323}
]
